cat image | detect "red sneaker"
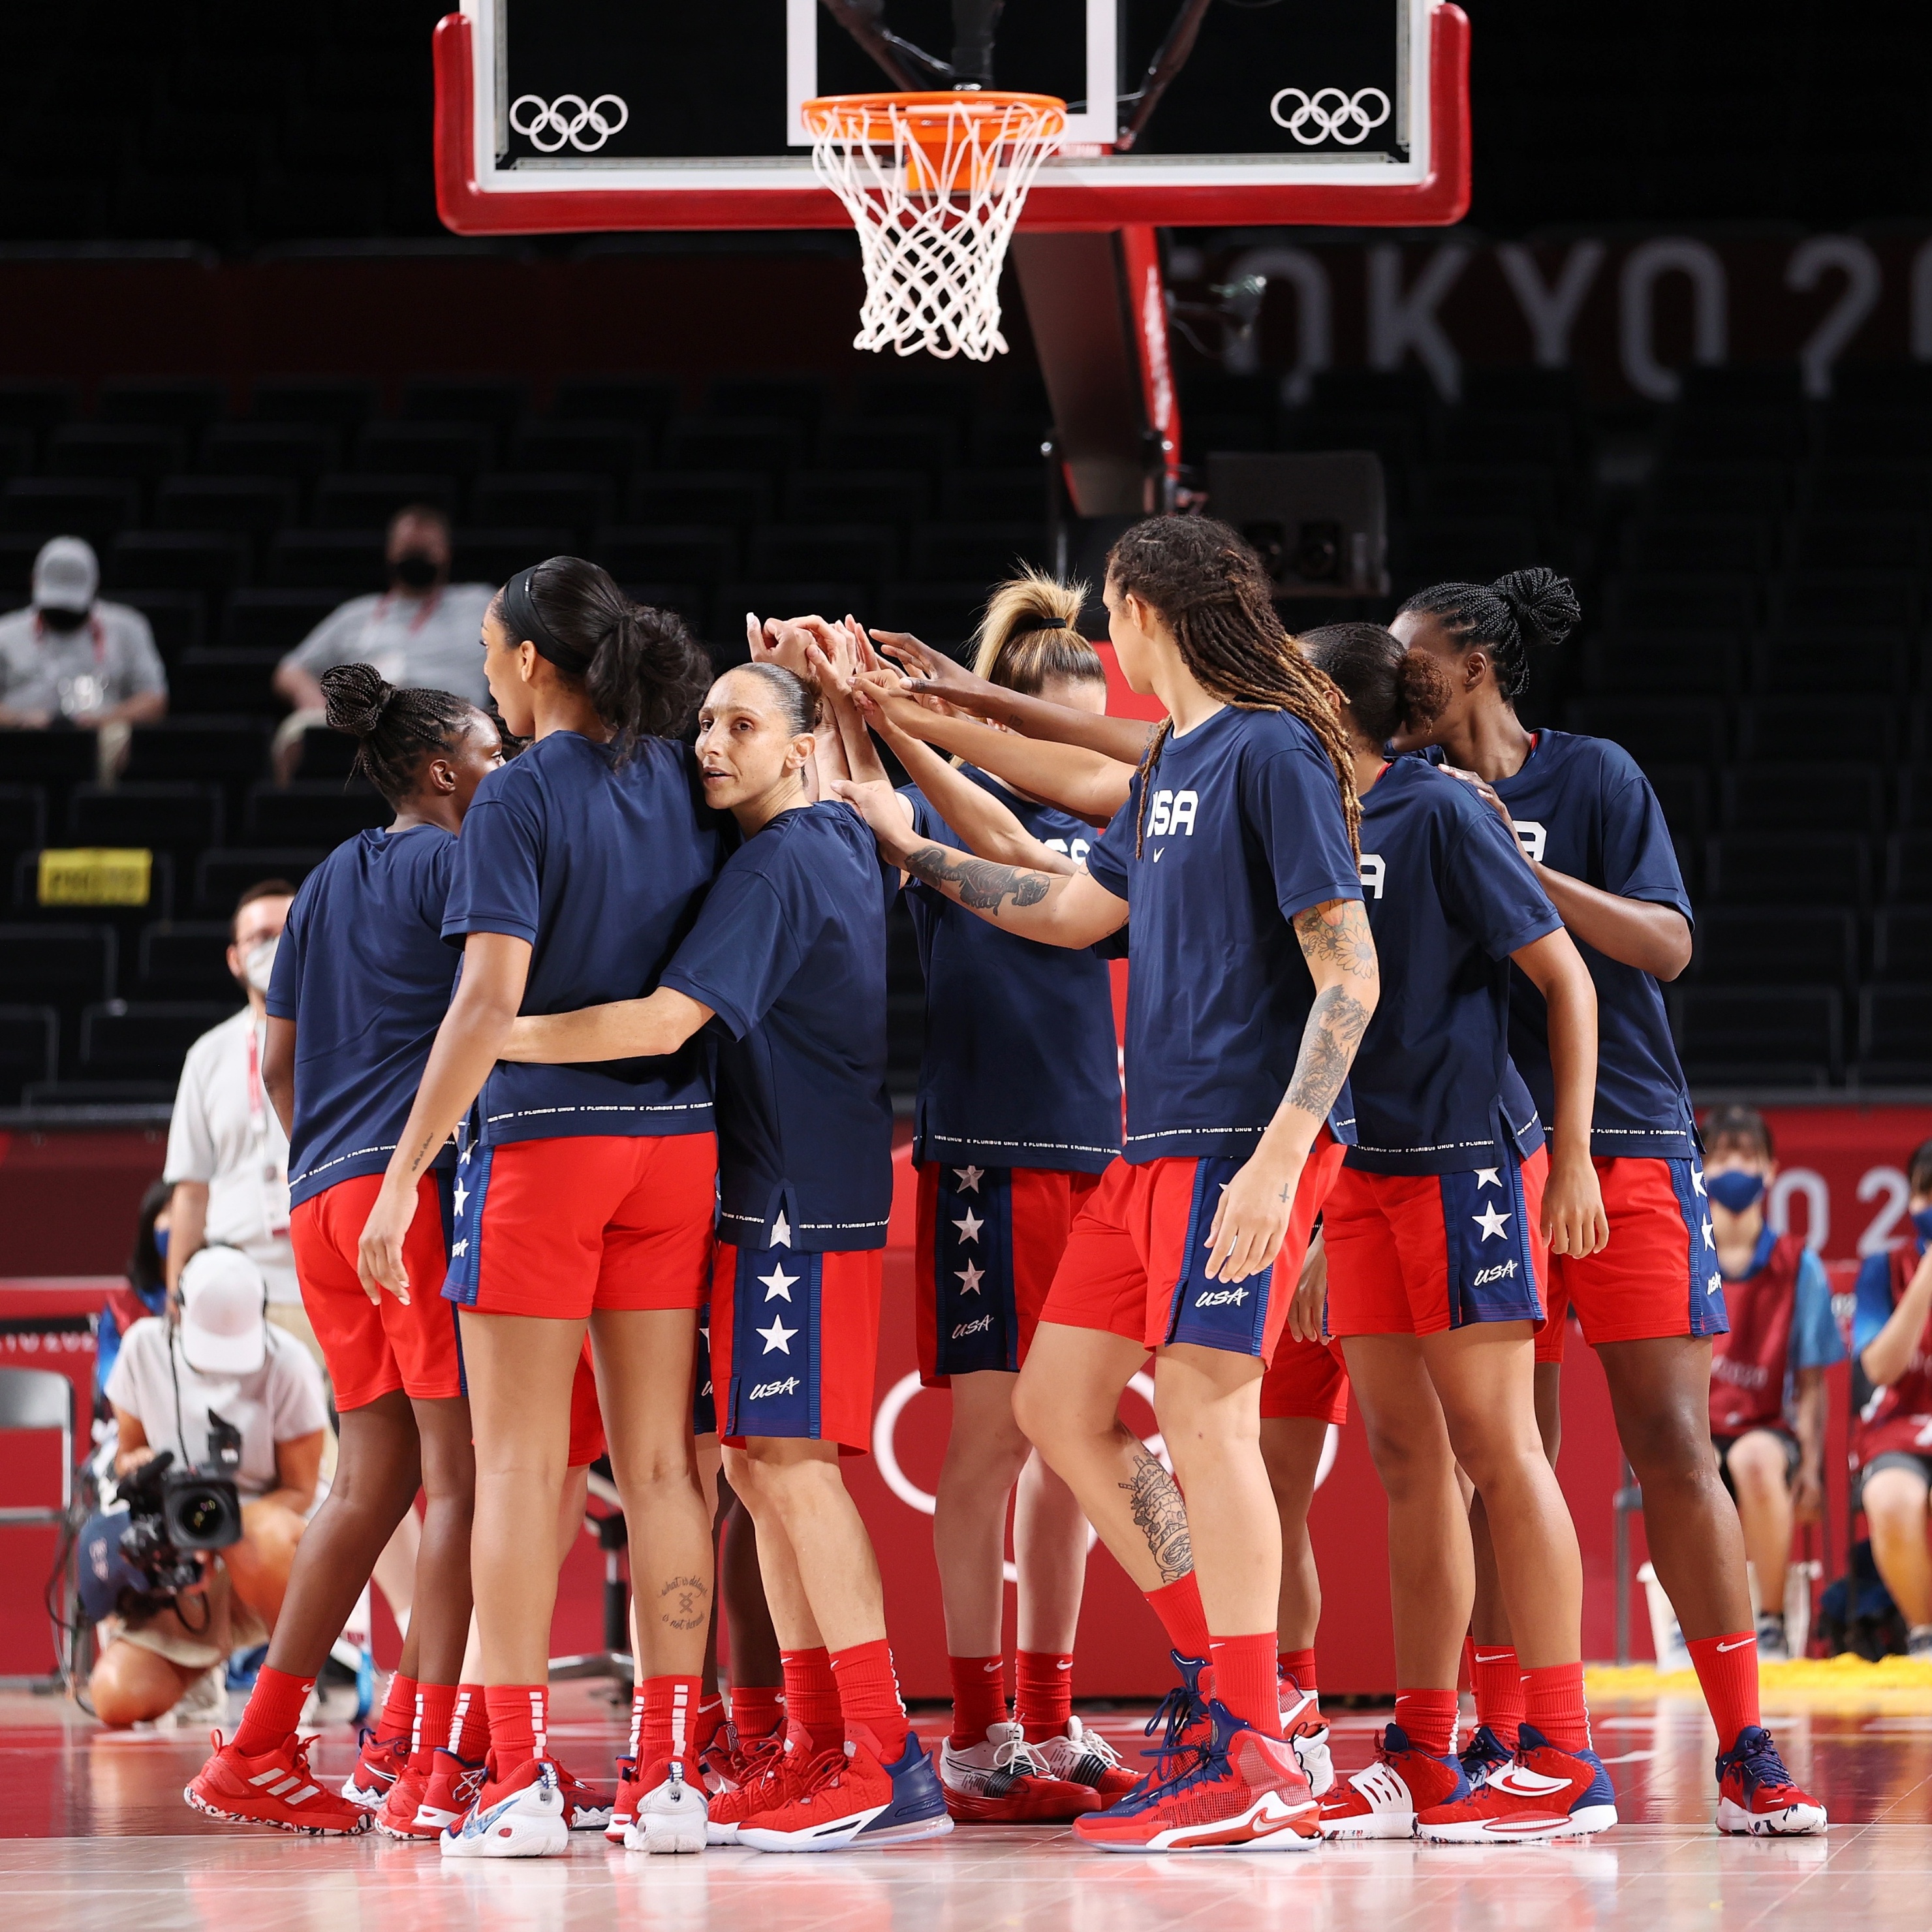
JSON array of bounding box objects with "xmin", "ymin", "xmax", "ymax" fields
[
  {"xmin": 939, "ymin": 1721, "xmax": 1100, "ymax": 1822},
  {"xmin": 704, "ymin": 1721, "xmax": 828, "ymax": 1845},
  {"xmin": 736, "ymin": 1724, "xmax": 952, "ymax": 1852},
  {"xmin": 340, "ymin": 1727, "xmax": 411, "ymax": 1809},
  {"xmin": 549, "ymin": 1754, "xmax": 614, "ymax": 1831},
  {"xmin": 185, "ymin": 1730, "xmax": 373, "ymax": 1836},
  {"xmin": 1417, "ymin": 1724, "xmax": 1617, "ymax": 1842},
  {"xmin": 413, "ymin": 1747, "xmax": 487, "ymax": 1836},
  {"xmin": 375, "ymin": 1760, "xmax": 439, "ymax": 1841},
  {"xmin": 607, "ymin": 1755, "xmax": 640, "ymax": 1843},
  {"xmin": 1317, "ymin": 1724, "xmax": 1466, "ymax": 1839},
  {"xmin": 1028, "ymin": 1718, "xmax": 1141, "ymax": 1801},
  {"xmin": 1715, "ymin": 1726, "xmax": 1828, "ymax": 1836},
  {"xmin": 703, "ymin": 1718, "xmax": 785, "ymax": 1795},
  {"xmin": 1073, "ymin": 1702, "xmax": 1319, "ymax": 1854}
]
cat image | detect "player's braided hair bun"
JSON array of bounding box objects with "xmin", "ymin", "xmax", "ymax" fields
[
  {"xmin": 1105, "ymin": 516, "xmax": 1360, "ymax": 859},
  {"xmin": 1398, "ymin": 567, "xmax": 1580, "ymax": 702},
  {"xmin": 320, "ymin": 662, "xmax": 480, "ymax": 808}
]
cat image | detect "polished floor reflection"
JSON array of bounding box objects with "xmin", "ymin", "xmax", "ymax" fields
[{"xmin": 8, "ymin": 1686, "xmax": 1928, "ymax": 1932}]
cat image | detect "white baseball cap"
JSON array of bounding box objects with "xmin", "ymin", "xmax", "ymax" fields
[
  {"xmin": 177, "ymin": 1247, "xmax": 268, "ymax": 1375},
  {"xmin": 32, "ymin": 536, "xmax": 99, "ymax": 614}
]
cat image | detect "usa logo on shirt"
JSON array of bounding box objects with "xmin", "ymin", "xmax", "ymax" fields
[
  {"xmin": 1359, "ymin": 852, "xmax": 1385, "ymax": 899},
  {"xmin": 1145, "ymin": 789, "xmax": 1199, "ymax": 838},
  {"xmin": 1512, "ymin": 821, "xmax": 1546, "ymax": 862}
]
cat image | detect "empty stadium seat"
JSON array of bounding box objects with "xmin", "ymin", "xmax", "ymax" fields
[
  {"xmin": 592, "ymin": 527, "xmax": 738, "ymax": 584},
  {"xmin": 0, "ymin": 733, "xmax": 100, "ymax": 791},
  {"xmin": 223, "ymin": 589, "xmax": 339, "ymax": 653},
  {"xmin": 1, "ymin": 477, "xmax": 140, "ymax": 544},
  {"xmin": 1563, "ymin": 698, "xmax": 1728, "ymax": 767},
  {"xmin": 1857, "ymin": 986, "xmax": 1932, "ymax": 1084},
  {"xmin": 1886, "ymin": 832, "xmax": 1932, "ymax": 901},
  {"xmin": 1736, "ymin": 698, "xmax": 1892, "ymax": 764},
  {"xmin": 1704, "ymin": 833, "xmax": 1871, "ymax": 907},
  {"xmin": 80, "ymin": 1001, "xmax": 235, "ymax": 1082},
  {"xmin": 1694, "ymin": 906, "xmax": 1858, "ymax": 991},
  {"xmin": 749, "ymin": 525, "xmax": 897, "ymax": 589},
  {"xmin": 1750, "ymin": 634, "xmax": 1907, "ymax": 699},
  {"xmin": 662, "ymin": 418, "xmax": 802, "ymax": 476},
  {"xmin": 624, "ymin": 474, "xmax": 770, "ymax": 531},
  {"xmin": 0, "ymin": 1006, "xmax": 57, "ymax": 1104},
  {"xmin": 1719, "ymin": 764, "xmax": 1884, "ymax": 836},
  {"xmin": 1773, "ymin": 570, "xmax": 1919, "ymax": 633},
  {"xmin": 125, "ymin": 719, "xmax": 270, "ymax": 790},
  {"xmin": 510, "ymin": 423, "xmax": 646, "ymax": 484},
  {"xmin": 942, "ymin": 470, "xmax": 1042, "ymax": 522},
  {"xmin": 469, "ymin": 475, "xmax": 612, "ymax": 538},
  {"xmin": 193, "ymin": 848, "xmax": 325, "ymax": 914},
  {"xmin": 107, "ymin": 531, "xmax": 247, "ymax": 594},
  {"xmin": 552, "ymin": 377, "xmax": 677, "ymax": 435},
  {"xmin": 401, "ymin": 377, "xmax": 526, "ymax": 437},
  {"xmin": 67, "ymin": 783, "xmax": 224, "ymax": 853},
  {"xmin": 266, "ymin": 529, "xmax": 383, "ymax": 590},
  {"xmin": 168, "ymin": 649, "xmax": 281, "ymax": 715},
  {"xmin": 243, "ymin": 781, "xmax": 387, "ymax": 847},
  {"xmin": 783, "ymin": 471, "xmax": 932, "ymax": 529},
  {"xmin": 200, "ymin": 423, "xmax": 336, "ymax": 486},
  {"xmin": 0, "ymin": 925, "xmax": 116, "ymax": 1021},
  {"xmin": 911, "ymin": 523, "xmax": 1047, "ymax": 584},
  {"xmin": 1646, "ymin": 461, "xmax": 1792, "ymax": 518},
  {"xmin": 1872, "ymin": 908, "xmax": 1932, "ymax": 980},
  {"xmin": 0, "ymin": 787, "xmax": 48, "ymax": 863},
  {"xmin": 1621, "ymin": 514, "xmax": 1775, "ymax": 575},
  {"xmin": 47, "ymin": 424, "xmax": 186, "ymax": 488},
  {"xmin": 820, "ymin": 419, "xmax": 954, "ymax": 476},
  {"xmin": 97, "ymin": 377, "xmax": 226, "ymax": 433},
  {"xmin": 135, "ymin": 922, "xmax": 238, "ymax": 1000},
  {"xmin": 1578, "ymin": 635, "xmax": 1739, "ymax": 701},
  {"xmin": 356, "ymin": 422, "xmax": 494, "ymax": 482},
  {"xmin": 312, "ymin": 475, "xmax": 456, "ymax": 529},
  {"xmin": 1673, "ymin": 985, "xmax": 1842, "ymax": 1085},
  {"xmin": 155, "ymin": 475, "xmax": 296, "ymax": 541}
]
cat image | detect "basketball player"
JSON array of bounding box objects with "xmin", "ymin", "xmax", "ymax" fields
[
  {"xmin": 1393, "ymin": 569, "xmax": 1826, "ymax": 1836},
  {"xmin": 358, "ymin": 559, "xmax": 723, "ymax": 1859}
]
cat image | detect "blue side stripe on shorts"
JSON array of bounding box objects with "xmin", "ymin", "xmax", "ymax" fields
[
  {"xmin": 1669, "ymin": 1158, "xmax": 1729, "ymax": 1338},
  {"xmin": 441, "ymin": 1143, "xmax": 493, "ymax": 1309},
  {"xmin": 1439, "ymin": 1158, "xmax": 1542, "ymax": 1328},
  {"xmin": 726, "ymin": 1247, "xmax": 824, "ymax": 1440},
  {"xmin": 932, "ymin": 1165, "xmax": 1017, "ymax": 1376},
  {"xmin": 1164, "ymin": 1156, "xmax": 1271, "ymax": 1357}
]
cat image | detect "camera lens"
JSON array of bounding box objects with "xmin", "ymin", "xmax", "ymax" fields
[{"xmin": 178, "ymin": 1490, "xmax": 223, "ymax": 1538}]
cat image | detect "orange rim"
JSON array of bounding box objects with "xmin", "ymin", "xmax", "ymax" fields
[{"xmin": 801, "ymin": 90, "xmax": 1067, "ymax": 148}]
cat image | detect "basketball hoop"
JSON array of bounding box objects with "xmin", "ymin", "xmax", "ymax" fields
[{"xmin": 802, "ymin": 91, "xmax": 1067, "ymax": 362}]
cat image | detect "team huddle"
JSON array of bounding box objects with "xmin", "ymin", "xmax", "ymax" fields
[{"xmin": 180, "ymin": 514, "xmax": 1829, "ymax": 1857}]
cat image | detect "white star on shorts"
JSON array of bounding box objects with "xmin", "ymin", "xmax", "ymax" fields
[
  {"xmin": 757, "ymin": 1317, "xmax": 796, "ymax": 1355},
  {"xmin": 953, "ymin": 1166, "xmax": 985, "ymax": 1193},
  {"xmin": 452, "ymin": 1179, "xmax": 469, "ymax": 1218},
  {"xmin": 1473, "ymin": 1168, "xmax": 1502, "ymax": 1191},
  {"xmin": 1691, "ymin": 1169, "xmax": 1707, "ymax": 1196},
  {"xmin": 770, "ymin": 1210, "xmax": 792, "ymax": 1247},
  {"xmin": 956, "ymin": 1260, "xmax": 985, "ymax": 1296},
  {"xmin": 953, "ymin": 1209, "xmax": 984, "ymax": 1243},
  {"xmin": 759, "ymin": 1264, "xmax": 798, "ymax": 1303},
  {"xmin": 1702, "ymin": 1219, "xmax": 1715, "ymax": 1249},
  {"xmin": 1472, "ymin": 1202, "xmax": 1512, "ymax": 1241}
]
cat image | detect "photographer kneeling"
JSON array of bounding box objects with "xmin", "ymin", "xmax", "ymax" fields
[{"xmin": 83, "ymin": 1247, "xmax": 329, "ymax": 1727}]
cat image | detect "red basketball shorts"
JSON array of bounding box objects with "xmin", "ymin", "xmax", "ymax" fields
[
  {"xmin": 1541, "ymin": 1155, "xmax": 1728, "ymax": 1362},
  {"xmin": 290, "ymin": 1172, "xmax": 463, "ymax": 1410},
  {"xmin": 1325, "ymin": 1147, "xmax": 1549, "ymax": 1341},
  {"xmin": 441, "ymin": 1132, "xmax": 716, "ymax": 1320},
  {"xmin": 710, "ymin": 1243, "xmax": 882, "ymax": 1454},
  {"xmin": 916, "ymin": 1162, "xmax": 1103, "ymax": 1386},
  {"xmin": 568, "ymin": 1339, "xmax": 606, "ymax": 1468},
  {"xmin": 1041, "ymin": 1130, "xmax": 1345, "ymax": 1363},
  {"xmin": 1258, "ymin": 1335, "xmax": 1350, "ymax": 1425}
]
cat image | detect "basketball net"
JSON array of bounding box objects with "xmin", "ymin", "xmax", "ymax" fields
[{"xmin": 802, "ymin": 92, "xmax": 1067, "ymax": 362}]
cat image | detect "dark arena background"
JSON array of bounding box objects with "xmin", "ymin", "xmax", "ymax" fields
[{"xmin": 0, "ymin": 0, "xmax": 1927, "ymax": 1922}]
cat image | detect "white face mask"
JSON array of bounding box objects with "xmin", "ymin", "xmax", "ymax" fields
[{"xmin": 242, "ymin": 937, "xmax": 279, "ymax": 995}]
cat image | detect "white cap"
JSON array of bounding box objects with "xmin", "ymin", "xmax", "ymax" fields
[
  {"xmin": 32, "ymin": 536, "xmax": 99, "ymax": 614},
  {"xmin": 177, "ymin": 1247, "xmax": 268, "ymax": 1375}
]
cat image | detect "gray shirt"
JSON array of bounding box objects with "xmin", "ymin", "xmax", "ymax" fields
[
  {"xmin": 283, "ymin": 584, "xmax": 495, "ymax": 708},
  {"xmin": 0, "ymin": 602, "xmax": 167, "ymax": 719}
]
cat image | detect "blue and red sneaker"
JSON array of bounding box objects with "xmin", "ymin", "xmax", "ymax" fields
[
  {"xmin": 1416, "ymin": 1723, "xmax": 1616, "ymax": 1843},
  {"xmin": 1073, "ymin": 1701, "xmax": 1320, "ymax": 1854},
  {"xmin": 736, "ymin": 1725, "xmax": 954, "ymax": 1852},
  {"xmin": 1456, "ymin": 1722, "xmax": 1516, "ymax": 1792},
  {"xmin": 1715, "ymin": 1726, "xmax": 1827, "ymax": 1836},
  {"xmin": 1318, "ymin": 1723, "xmax": 1467, "ymax": 1839},
  {"xmin": 1115, "ymin": 1651, "xmax": 1214, "ymax": 1803}
]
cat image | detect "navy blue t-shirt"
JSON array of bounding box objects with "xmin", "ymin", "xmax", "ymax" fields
[
  {"xmin": 1345, "ymin": 758, "xmax": 1557, "ymax": 1176},
  {"xmin": 268, "ymin": 824, "xmax": 461, "ymax": 1207},
  {"xmin": 1083, "ymin": 706, "xmax": 1363, "ymax": 1162},
  {"xmin": 1479, "ymin": 730, "xmax": 1697, "ymax": 1159},
  {"xmin": 442, "ymin": 731, "xmax": 723, "ymax": 1146},
  {"xmin": 901, "ymin": 769, "xmax": 1123, "ymax": 1174},
  {"xmin": 661, "ymin": 802, "xmax": 895, "ymax": 1253}
]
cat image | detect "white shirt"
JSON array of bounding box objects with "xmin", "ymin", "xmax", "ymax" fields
[
  {"xmin": 283, "ymin": 584, "xmax": 495, "ymax": 708},
  {"xmin": 103, "ymin": 1315, "xmax": 328, "ymax": 1499},
  {"xmin": 0, "ymin": 602, "xmax": 167, "ymax": 718},
  {"xmin": 163, "ymin": 1007, "xmax": 298, "ymax": 1304}
]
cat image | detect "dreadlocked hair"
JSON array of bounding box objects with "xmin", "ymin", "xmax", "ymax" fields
[
  {"xmin": 1106, "ymin": 515, "xmax": 1360, "ymax": 860},
  {"xmin": 320, "ymin": 662, "xmax": 479, "ymax": 809},
  {"xmin": 971, "ymin": 569, "xmax": 1103, "ymax": 695},
  {"xmin": 1397, "ymin": 567, "xmax": 1580, "ymax": 702}
]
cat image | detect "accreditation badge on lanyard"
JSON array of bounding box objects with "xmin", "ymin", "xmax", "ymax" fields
[{"xmin": 245, "ymin": 1022, "xmax": 291, "ymax": 1236}]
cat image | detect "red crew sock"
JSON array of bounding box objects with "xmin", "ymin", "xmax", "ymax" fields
[
  {"xmin": 448, "ymin": 1681, "xmax": 490, "ymax": 1761},
  {"xmin": 638, "ymin": 1675, "xmax": 704, "ymax": 1768},
  {"xmin": 1016, "ymin": 1649, "xmax": 1074, "ymax": 1743},
  {"xmin": 377, "ymin": 1672, "xmax": 418, "ymax": 1744},
  {"xmin": 948, "ymin": 1653, "xmax": 1009, "ymax": 1747},
  {"xmin": 781, "ymin": 1647, "xmax": 843, "ymax": 1754},
  {"xmin": 1523, "ymin": 1662, "xmax": 1591, "ymax": 1755},
  {"xmin": 233, "ymin": 1664, "xmax": 313, "ymax": 1758},
  {"xmin": 1208, "ymin": 1634, "xmax": 1283, "ymax": 1739},
  {"xmin": 1470, "ymin": 1641, "xmax": 1526, "ymax": 1748},
  {"xmin": 693, "ymin": 1692, "xmax": 726, "ymax": 1753},
  {"xmin": 484, "ymin": 1685, "xmax": 548, "ymax": 1771},
  {"xmin": 1277, "ymin": 1646, "xmax": 1319, "ymax": 1716},
  {"xmin": 627, "ymin": 1683, "xmax": 647, "ymax": 1758},
  {"xmin": 831, "ymin": 1638, "xmax": 911, "ymax": 1763},
  {"xmin": 1393, "ymin": 1687, "xmax": 1459, "ymax": 1758},
  {"xmin": 1145, "ymin": 1573, "xmax": 1211, "ymax": 1659},
  {"xmin": 730, "ymin": 1683, "xmax": 784, "ymax": 1738},
  {"xmin": 413, "ymin": 1683, "xmax": 458, "ymax": 1771},
  {"xmin": 1686, "ymin": 1632, "xmax": 1760, "ymax": 1755}
]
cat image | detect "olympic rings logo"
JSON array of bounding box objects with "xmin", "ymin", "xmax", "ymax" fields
[
  {"xmin": 509, "ymin": 92, "xmax": 631, "ymax": 155},
  {"xmin": 1268, "ymin": 86, "xmax": 1392, "ymax": 148}
]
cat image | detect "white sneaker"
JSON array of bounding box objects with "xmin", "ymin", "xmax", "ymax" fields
[
  {"xmin": 625, "ymin": 1757, "xmax": 709, "ymax": 1854},
  {"xmin": 440, "ymin": 1760, "xmax": 569, "ymax": 1859},
  {"xmin": 1288, "ymin": 1722, "xmax": 1334, "ymax": 1798},
  {"xmin": 158, "ymin": 1664, "xmax": 228, "ymax": 1728},
  {"xmin": 1027, "ymin": 1717, "xmax": 1137, "ymax": 1797}
]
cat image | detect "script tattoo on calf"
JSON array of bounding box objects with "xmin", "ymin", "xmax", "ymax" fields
[
  {"xmin": 1117, "ymin": 1437, "xmax": 1192, "ymax": 1581},
  {"xmin": 904, "ymin": 843, "xmax": 1052, "ymax": 914},
  {"xmin": 658, "ymin": 1574, "xmax": 710, "ymax": 1630}
]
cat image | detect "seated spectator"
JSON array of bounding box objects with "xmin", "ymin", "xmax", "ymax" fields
[
  {"xmin": 1851, "ymin": 1135, "xmax": 1932, "ymax": 1659},
  {"xmin": 1704, "ymin": 1102, "xmax": 1845, "ymax": 1661},
  {"xmin": 0, "ymin": 537, "xmax": 168, "ymax": 764},
  {"xmin": 84, "ymin": 1246, "xmax": 329, "ymax": 1727},
  {"xmin": 270, "ymin": 504, "xmax": 493, "ymax": 779},
  {"xmin": 96, "ymin": 1177, "xmax": 172, "ymax": 1414}
]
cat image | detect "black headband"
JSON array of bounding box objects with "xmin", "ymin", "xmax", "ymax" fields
[
  {"xmin": 1004, "ymin": 615, "xmax": 1076, "ymax": 642},
  {"xmin": 501, "ymin": 565, "xmax": 573, "ymax": 670}
]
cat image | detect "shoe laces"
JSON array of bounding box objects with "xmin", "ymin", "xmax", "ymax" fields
[
  {"xmin": 1724, "ymin": 1728, "xmax": 1798, "ymax": 1795},
  {"xmin": 989, "ymin": 1731, "xmax": 1049, "ymax": 1778},
  {"xmin": 796, "ymin": 1743, "xmax": 855, "ymax": 1799},
  {"xmin": 1063, "ymin": 1718, "xmax": 1122, "ymax": 1772}
]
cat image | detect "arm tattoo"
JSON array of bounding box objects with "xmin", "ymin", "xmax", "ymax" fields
[
  {"xmin": 1292, "ymin": 900, "xmax": 1378, "ymax": 980},
  {"xmin": 905, "ymin": 842, "xmax": 1052, "ymax": 914},
  {"xmin": 657, "ymin": 1573, "xmax": 711, "ymax": 1631},
  {"xmin": 1285, "ymin": 985, "xmax": 1373, "ymax": 1120},
  {"xmin": 1116, "ymin": 1435, "xmax": 1193, "ymax": 1582}
]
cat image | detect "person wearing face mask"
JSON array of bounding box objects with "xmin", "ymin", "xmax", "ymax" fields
[
  {"xmin": 163, "ymin": 880, "xmax": 304, "ymax": 1333},
  {"xmin": 0, "ymin": 535, "xmax": 168, "ymax": 736},
  {"xmin": 1849, "ymin": 1136, "xmax": 1932, "ymax": 1659},
  {"xmin": 270, "ymin": 505, "xmax": 495, "ymax": 781},
  {"xmin": 1701, "ymin": 1106, "xmax": 1844, "ymax": 1664}
]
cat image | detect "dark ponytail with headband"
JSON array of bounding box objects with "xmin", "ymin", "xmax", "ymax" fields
[{"xmin": 495, "ymin": 555, "xmax": 711, "ymax": 754}]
